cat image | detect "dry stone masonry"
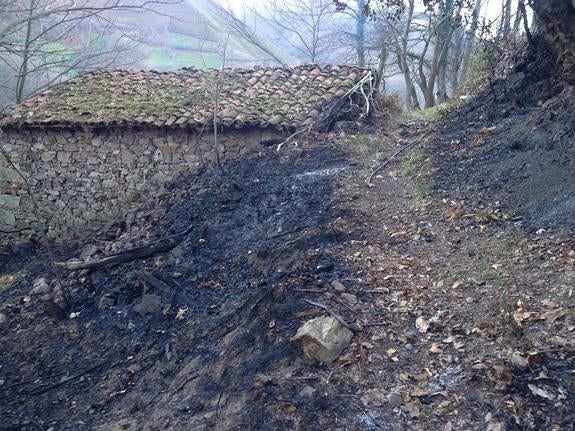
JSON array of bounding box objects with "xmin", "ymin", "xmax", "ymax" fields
[{"xmin": 0, "ymin": 128, "xmax": 277, "ymax": 241}]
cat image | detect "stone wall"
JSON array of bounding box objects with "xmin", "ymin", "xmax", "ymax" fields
[{"xmin": 0, "ymin": 126, "xmax": 282, "ymax": 242}]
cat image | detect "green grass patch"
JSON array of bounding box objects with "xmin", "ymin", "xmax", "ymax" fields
[
  {"xmin": 401, "ymin": 145, "xmax": 426, "ymax": 176},
  {"xmin": 405, "ymin": 101, "xmax": 455, "ymax": 122},
  {"xmin": 39, "ymin": 42, "xmax": 77, "ymax": 78},
  {"xmin": 89, "ymin": 35, "xmax": 106, "ymax": 50},
  {"xmin": 455, "ymin": 47, "xmax": 489, "ymax": 99},
  {"xmin": 145, "ymin": 48, "xmax": 221, "ymax": 70},
  {"xmin": 402, "ymin": 144, "xmax": 434, "ymax": 200},
  {"xmin": 178, "ymin": 52, "xmax": 220, "ymax": 69},
  {"xmin": 147, "ymin": 49, "xmax": 172, "ymax": 68},
  {"xmin": 168, "ymin": 33, "xmax": 210, "ymax": 51}
]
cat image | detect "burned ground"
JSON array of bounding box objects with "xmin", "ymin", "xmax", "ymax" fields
[
  {"xmin": 433, "ymin": 38, "xmax": 575, "ymax": 230},
  {"xmin": 1, "ymin": 41, "xmax": 574, "ymax": 431},
  {"xmin": 0, "ymin": 144, "xmax": 373, "ymax": 430}
]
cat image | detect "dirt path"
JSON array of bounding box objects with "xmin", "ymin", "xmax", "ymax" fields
[
  {"xmin": 324, "ymin": 119, "xmax": 575, "ymax": 430},
  {"xmin": 0, "ymin": 115, "xmax": 573, "ymax": 430}
]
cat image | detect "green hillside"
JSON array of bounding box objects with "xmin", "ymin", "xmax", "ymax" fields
[{"xmin": 135, "ymin": 0, "xmax": 292, "ymax": 70}]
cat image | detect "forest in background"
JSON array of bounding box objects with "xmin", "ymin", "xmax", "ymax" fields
[{"xmin": 0, "ymin": 0, "xmax": 534, "ymax": 111}]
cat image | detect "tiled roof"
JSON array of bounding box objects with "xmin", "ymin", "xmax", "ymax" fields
[{"xmin": 0, "ymin": 65, "xmax": 372, "ymax": 131}]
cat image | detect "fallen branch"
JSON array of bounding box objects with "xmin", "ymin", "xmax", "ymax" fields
[
  {"xmin": 28, "ymin": 359, "xmax": 110, "ymax": 396},
  {"xmin": 294, "ymin": 288, "xmax": 326, "ymax": 294},
  {"xmin": 366, "ymin": 130, "xmax": 433, "ymax": 186},
  {"xmin": 304, "ymin": 299, "xmax": 358, "ymax": 333},
  {"xmin": 137, "ymin": 269, "xmax": 173, "ymax": 294},
  {"xmin": 55, "ymin": 226, "xmax": 193, "ymax": 271},
  {"xmin": 5, "ymin": 413, "xmax": 44, "ymax": 431},
  {"xmin": 278, "ymin": 71, "xmax": 375, "ymax": 151},
  {"xmin": 276, "ymin": 128, "xmax": 307, "ymax": 152}
]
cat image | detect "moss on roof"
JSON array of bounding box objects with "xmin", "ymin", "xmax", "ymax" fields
[{"xmin": 0, "ymin": 65, "xmax": 371, "ymax": 131}]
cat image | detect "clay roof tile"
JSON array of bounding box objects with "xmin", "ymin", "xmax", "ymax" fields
[{"xmin": 0, "ymin": 65, "xmax": 372, "ymax": 132}]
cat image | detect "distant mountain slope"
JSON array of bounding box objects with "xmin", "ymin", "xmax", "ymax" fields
[{"xmin": 126, "ymin": 0, "xmax": 294, "ymax": 70}]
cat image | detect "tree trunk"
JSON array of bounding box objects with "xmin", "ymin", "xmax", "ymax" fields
[
  {"xmin": 460, "ymin": 0, "xmax": 482, "ymax": 82},
  {"xmin": 402, "ymin": 64, "xmax": 416, "ymax": 110},
  {"xmin": 502, "ymin": 0, "xmax": 512, "ymax": 40},
  {"xmin": 449, "ymin": 29, "xmax": 464, "ymax": 91},
  {"xmin": 16, "ymin": 0, "xmax": 36, "ymax": 104},
  {"xmin": 410, "ymin": 86, "xmax": 421, "ymax": 110},
  {"xmin": 356, "ymin": 0, "xmax": 366, "ymax": 67},
  {"xmin": 399, "ymin": 0, "xmax": 417, "ymax": 110},
  {"xmin": 437, "ymin": 62, "xmax": 448, "ymax": 104},
  {"xmin": 374, "ymin": 45, "xmax": 387, "ymax": 90},
  {"xmin": 531, "ymin": 0, "xmax": 575, "ymax": 83}
]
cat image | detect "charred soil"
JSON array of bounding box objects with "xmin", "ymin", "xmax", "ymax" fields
[
  {"xmin": 434, "ymin": 38, "xmax": 575, "ymax": 230},
  {"xmin": 1, "ymin": 43, "xmax": 574, "ymax": 431}
]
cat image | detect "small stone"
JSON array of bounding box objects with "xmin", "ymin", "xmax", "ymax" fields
[
  {"xmin": 387, "ymin": 392, "xmax": 403, "ymax": 408},
  {"xmin": 299, "ymin": 385, "xmax": 316, "ymax": 397},
  {"xmin": 127, "ymin": 363, "xmax": 142, "ymax": 374},
  {"xmin": 429, "ymin": 343, "xmax": 443, "ymax": 354},
  {"xmin": 150, "ymin": 172, "xmax": 172, "ymax": 184},
  {"xmin": 415, "ymin": 317, "xmax": 430, "ymax": 334},
  {"xmin": 30, "ymin": 278, "xmax": 51, "ymax": 295},
  {"xmin": 0, "ymin": 313, "xmax": 7, "ymax": 324},
  {"xmin": 40, "ymin": 151, "xmax": 56, "ymax": 162},
  {"xmin": 331, "ymin": 280, "xmax": 346, "ymax": 292},
  {"xmin": 510, "ymin": 352, "xmax": 529, "ymax": 369},
  {"xmin": 133, "ymin": 294, "xmax": 163, "ymax": 316},
  {"xmin": 98, "ymin": 294, "xmax": 116, "ymax": 310},
  {"xmin": 340, "ymin": 292, "xmax": 358, "ymax": 305},
  {"xmin": 291, "ymin": 315, "xmax": 353, "ymax": 364},
  {"xmin": 57, "ymin": 152, "xmax": 71, "ymax": 163},
  {"xmin": 79, "ymin": 244, "xmax": 98, "ymax": 260}
]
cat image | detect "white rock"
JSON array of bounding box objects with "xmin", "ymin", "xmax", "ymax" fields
[
  {"xmin": 340, "ymin": 292, "xmax": 358, "ymax": 305},
  {"xmin": 30, "ymin": 278, "xmax": 51, "ymax": 295},
  {"xmin": 291, "ymin": 315, "xmax": 353, "ymax": 364},
  {"xmin": 510, "ymin": 352, "xmax": 529, "ymax": 369},
  {"xmin": 79, "ymin": 244, "xmax": 98, "ymax": 260},
  {"xmin": 331, "ymin": 280, "xmax": 347, "ymax": 292}
]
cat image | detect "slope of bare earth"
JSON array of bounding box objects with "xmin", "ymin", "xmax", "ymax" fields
[
  {"xmin": 434, "ymin": 38, "xmax": 575, "ymax": 230},
  {"xmin": 0, "ymin": 46, "xmax": 574, "ymax": 430}
]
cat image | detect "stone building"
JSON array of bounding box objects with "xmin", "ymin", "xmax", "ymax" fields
[{"xmin": 0, "ymin": 65, "xmax": 372, "ymax": 241}]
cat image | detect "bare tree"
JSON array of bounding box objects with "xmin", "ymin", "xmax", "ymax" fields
[
  {"xmin": 0, "ymin": 0, "xmax": 180, "ymax": 108},
  {"xmin": 334, "ymin": 0, "xmax": 370, "ymax": 66},
  {"xmin": 213, "ymin": 1, "xmax": 290, "ymax": 66},
  {"xmin": 265, "ymin": 0, "xmax": 338, "ymax": 64},
  {"xmin": 365, "ymin": 0, "xmax": 468, "ymax": 108},
  {"xmin": 460, "ymin": 0, "xmax": 482, "ymax": 82},
  {"xmin": 499, "ymin": 0, "xmax": 513, "ymax": 40}
]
